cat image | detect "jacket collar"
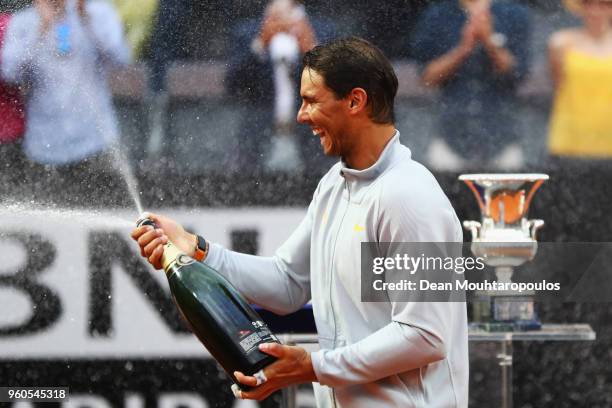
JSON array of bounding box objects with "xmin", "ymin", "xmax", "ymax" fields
[{"xmin": 339, "ymin": 130, "xmax": 401, "ymax": 182}]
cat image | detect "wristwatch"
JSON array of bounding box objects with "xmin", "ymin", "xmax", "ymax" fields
[
  {"xmin": 194, "ymin": 234, "xmax": 209, "ymax": 261},
  {"xmin": 489, "ymin": 32, "xmax": 507, "ymax": 48}
]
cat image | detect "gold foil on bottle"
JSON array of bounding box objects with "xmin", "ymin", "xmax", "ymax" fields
[{"xmin": 161, "ymin": 242, "xmax": 183, "ymax": 274}]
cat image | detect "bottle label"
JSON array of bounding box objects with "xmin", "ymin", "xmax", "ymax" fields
[
  {"xmin": 239, "ymin": 332, "xmax": 263, "ymax": 353},
  {"xmin": 237, "ymin": 321, "xmax": 279, "ymax": 354}
]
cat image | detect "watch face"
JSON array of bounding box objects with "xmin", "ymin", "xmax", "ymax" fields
[{"xmin": 197, "ymin": 235, "xmax": 207, "ymax": 251}]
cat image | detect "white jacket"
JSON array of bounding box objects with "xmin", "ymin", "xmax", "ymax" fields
[{"xmin": 206, "ymin": 132, "xmax": 469, "ymax": 407}]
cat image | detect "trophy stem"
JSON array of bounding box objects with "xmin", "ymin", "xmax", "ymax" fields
[{"xmin": 495, "ymin": 266, "xmax": 513, "ymax": 285}]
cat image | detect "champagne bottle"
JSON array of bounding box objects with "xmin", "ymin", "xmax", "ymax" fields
[{"xmin": 136, "ymin": 218, "xmax": 280, "ymax": 389}]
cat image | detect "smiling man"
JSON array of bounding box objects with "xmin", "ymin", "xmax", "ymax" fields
[{"xmin": 132, "ymin": 37, "xmax": 468, "ymax": 407}]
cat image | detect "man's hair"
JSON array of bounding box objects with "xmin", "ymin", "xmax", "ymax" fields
[{"xmin": 302, "ymin": 37, "xmax": 398, "ymax": 124}]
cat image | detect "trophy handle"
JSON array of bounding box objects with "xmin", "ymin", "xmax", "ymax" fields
[
  {"xmin": 462, "ymin": 180, "xmax": 486, "ymax": 213},
  {"xmin": 463, "ymin": 220, "xmax": 482, "ymax": 241},
  {"xmin": 524, "ymin": 180, "xmax": 546, "ymax": 217},
  {"xmin": 528, "ymin": 219, "xmax": 544, "ymax": 240}
]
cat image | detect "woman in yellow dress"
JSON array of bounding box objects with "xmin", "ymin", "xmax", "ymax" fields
[{"xmin": 548, "ymin": 0, "xmax": 612, "ymax": 158}]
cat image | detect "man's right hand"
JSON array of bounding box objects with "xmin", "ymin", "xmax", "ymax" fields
[{"xmin": 130, "ymin": 212, "xmax": 197, "ymax": 270}]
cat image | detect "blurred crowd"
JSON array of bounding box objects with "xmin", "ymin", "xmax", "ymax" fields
[{"xmin": 1, "ymin": 0, "xmax": 612, "ymax": 190}]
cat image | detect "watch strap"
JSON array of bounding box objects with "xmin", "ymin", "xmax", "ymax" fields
[{"xmin": 194, "ymin": 234, "xmax": 208, "ymax": 261}]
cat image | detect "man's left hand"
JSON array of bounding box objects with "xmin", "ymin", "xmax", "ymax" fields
[{"xmin": 232, "ymin": 343, "xmax": 317, "ymax": 401}]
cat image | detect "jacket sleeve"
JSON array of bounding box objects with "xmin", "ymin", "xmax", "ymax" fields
[
  {"xmin": 1, "ymin": 12, "xmax": 39, "ymax": 84},
  {"xmin": 311, "ymin": 172, "xmax": 465, "ymax": 386},
  {"xmin": 84, "ymin": 2, "xmax": 131, "ymax": 67},
  {"xmin": 202, "ymin": 187, "xmax": 319, "ymax": 316},
  {"xmin": 311, "ymin": 321, "xmax": 448, "ymax": 387}
]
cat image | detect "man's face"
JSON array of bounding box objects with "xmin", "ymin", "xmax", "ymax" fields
[{"xmin": 297, "ymin": 68, "xmax": 351, "ymax": 157}]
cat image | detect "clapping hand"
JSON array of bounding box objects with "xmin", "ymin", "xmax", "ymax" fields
[
  {"xmin": 471, "ymin": 6, "xmax": 494, "ymax": 42},
  {"xmin": 459, "ymin": 18, "xmax": 479, "ymax": 54},
  {"xmin": 258, "ymin": 0, "xmax": 315, "ymax": 53}
]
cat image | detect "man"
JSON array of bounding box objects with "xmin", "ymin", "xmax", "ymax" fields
[
  {"xmin": 411, "ymin": 0, "xmax": 530, "ymax": 170},
  {"xmin": 1, "ymin": 0, "xmax": 130, "ymax": 204},
  {"xmin": 132, "ymin": 38, "xmax": 468, "ymax": 407}
]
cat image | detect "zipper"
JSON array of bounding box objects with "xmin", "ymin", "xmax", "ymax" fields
[{"xmin": 327, "ymin": 177, "xmax": 351, "ymax": 408}]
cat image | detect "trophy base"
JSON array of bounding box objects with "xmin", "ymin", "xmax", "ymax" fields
[
  {"xmin": 470, "ymin": 320, "xmax": 542, "ymax": 332},
  {"xmin": 492, "ymin": 296, "xmax": 535, "ymax": 321},
  {"xmin": 471, "ymin": 295, "xmax": 541, "ymax": 332}
]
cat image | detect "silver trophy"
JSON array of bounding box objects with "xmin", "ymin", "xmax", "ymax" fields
[{"xmin": 460, "ymin": 174, "xmax": 549, "ymax": 331}]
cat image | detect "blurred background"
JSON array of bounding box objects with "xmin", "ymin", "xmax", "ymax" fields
[{"xmin": 1, "ymin": 0, "xmax": 612, "ymax": 407}]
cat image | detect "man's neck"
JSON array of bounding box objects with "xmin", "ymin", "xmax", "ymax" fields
[{"xmin": 343, "ymin": 123, "xmax": 396, "ymax": 170}]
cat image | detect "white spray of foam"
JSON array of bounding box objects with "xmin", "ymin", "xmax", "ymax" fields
[
  {"xmin": 0, "ymin": 200, "xmax": 134, "ymax": 229},
  {"xmin": 109, "ymin": 145, "xmax": 144, "ymax": 216}
]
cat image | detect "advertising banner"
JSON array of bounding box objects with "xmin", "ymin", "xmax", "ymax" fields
[{"xmin": 0, "ymin": 207, "xmax": 308, "ymax": 407}]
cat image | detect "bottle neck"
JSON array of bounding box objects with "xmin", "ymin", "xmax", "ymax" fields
[{"xmin": 161, "ymin": 241, "xmax": 184, "ymax": 273}]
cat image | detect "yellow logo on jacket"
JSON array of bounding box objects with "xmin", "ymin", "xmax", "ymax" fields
[{"xmin": 353, "ymin": 224, "xmax": 365, "ymax": 232}]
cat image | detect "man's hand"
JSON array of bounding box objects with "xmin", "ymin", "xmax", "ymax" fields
[
  {"xmin": 232, "ymin": 343, "xmax": 317, "ymax": 401},
  {"xmin": 259, "ymin": 14, "xmax": 291, "ymax": 47},
  {"xmin": 130, "ymin": 212, "xmax": 197, "ymax": 269},
  {"xmin": 421, "ymin": 18, "xmax": 477, "ymax": 87},
  {"xmin": 258, "ymin": 0, "xmax": 315, "ymax": 53},
  {"xmin": 471, "ymin": 7, "xmax": 515, "ymax": 74},
  {"xmin": 472, "ymin": 6, "xmax": 494, "ymax": 43}
]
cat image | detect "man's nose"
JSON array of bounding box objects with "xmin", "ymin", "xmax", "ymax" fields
[{"xmin": 297, "ymin": 103, "xmax": 308, "ymax": 124}]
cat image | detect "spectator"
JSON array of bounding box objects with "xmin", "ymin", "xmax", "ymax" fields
[
  {"xmin": 0, "ymin": 12, "xmax": 25, "ymax": 188},
  {"xmin": 1, "ymin": 0, "xmax": 130, "ymax": 203},
  {"xmin": 256, "ymin": 0, "xmax": 316, "ymax": 171},
  {"xmin": 227, "ymin": 0, "xmax": 318, "ymax": 172},
  {"xmin": 548, "ymin": 0, "xmax": 612, "ymax": 159},
  {"xmin": 411, "ymin": 0, "xmax": 530, "ymax": 171}
]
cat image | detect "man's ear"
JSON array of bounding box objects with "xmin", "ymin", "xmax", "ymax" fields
[{"xmin": 348, "ymin": 88, "xmax": 368, "ymax": 114}]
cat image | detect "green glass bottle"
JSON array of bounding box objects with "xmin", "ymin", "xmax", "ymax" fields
[{"xmin": 136, "ymin": 218, "xmax": 279, "ymax": 389}]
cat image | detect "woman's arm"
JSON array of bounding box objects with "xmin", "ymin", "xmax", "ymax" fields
[{"xmin": 549, "ymin": 30, "xmax": 572, "ymax": 89}]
